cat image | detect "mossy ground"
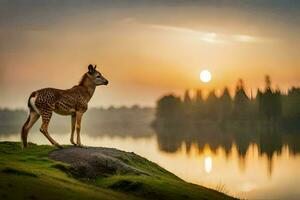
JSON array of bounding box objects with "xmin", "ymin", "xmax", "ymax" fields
[{"xmin": 0, "ymin": 142, "xmax": 236, "ymax": 200}]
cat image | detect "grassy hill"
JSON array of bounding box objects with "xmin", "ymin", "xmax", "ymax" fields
[{"xmin": 0, "ymin": 142, "xmax": 236, "ymax": 200}]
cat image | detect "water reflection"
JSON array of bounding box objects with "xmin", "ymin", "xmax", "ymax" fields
[
  {"xmin": 154, "ymin": 122, "xmax": 300, "ymax": 176},
  {"xmin": 204, "ymin": 156, "xmax": 212, "ymax": 173},
  {"xmin": 0, "ymin": 124, "xmax": 300, "ymax": 199}
]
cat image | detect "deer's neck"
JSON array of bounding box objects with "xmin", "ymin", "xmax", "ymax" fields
[{"xmin": 80, "ymin": 76, "xmax": 96, "ymax": 102}]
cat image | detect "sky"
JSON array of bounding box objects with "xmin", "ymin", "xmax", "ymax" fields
[{"xmin": 0, "ymin": 0, "xmax": 299, "ymax": 108}]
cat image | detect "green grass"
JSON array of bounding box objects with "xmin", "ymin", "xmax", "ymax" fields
[{"xmin": 0, "ymin": 142, "xmax": 236, "ymax": 200}]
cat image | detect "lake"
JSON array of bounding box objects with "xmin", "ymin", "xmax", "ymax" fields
[{"xmin": 0, "ymin": 124, "xmax": 299, "ymax": 200}]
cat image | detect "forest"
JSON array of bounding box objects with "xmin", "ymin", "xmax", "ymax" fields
[{"xmin": 153, "ymin": 76, "xmax": 300, "ymax": 130}]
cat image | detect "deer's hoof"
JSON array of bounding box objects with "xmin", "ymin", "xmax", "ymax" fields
[
  {"xmin": 55, "ymin": 144, "xmax": 64, "ymax": 149},
  {"xmin": 77, "ymin": 144, "xmax": 86, "ymax": 148}
]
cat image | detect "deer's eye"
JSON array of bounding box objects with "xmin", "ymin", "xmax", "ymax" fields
[{"xmin": 96, "ymin": 75, "xmax": 101, "ymax": 78}]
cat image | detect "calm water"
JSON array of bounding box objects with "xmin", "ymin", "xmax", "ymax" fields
[{"xmin": 1, "ymin": 126, "xmax": 300, "ymax": 200}]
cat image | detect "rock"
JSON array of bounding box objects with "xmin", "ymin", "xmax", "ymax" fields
[{"xmin": 49, "ymin": 146, "xmax": 150, "ymax": 178}]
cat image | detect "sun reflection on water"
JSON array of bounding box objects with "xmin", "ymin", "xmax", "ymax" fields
[{"xmin": 204, "ymin": 156, "xmax": 212, "ymax": 173}]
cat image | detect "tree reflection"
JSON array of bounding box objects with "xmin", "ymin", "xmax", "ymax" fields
[{"xmin": 153, "ymin": 122, "xmax": 300, "ymax": 176}]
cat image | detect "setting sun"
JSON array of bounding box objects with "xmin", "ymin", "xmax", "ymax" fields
[{"xmin": 200, "ymin": 70, "xmax": 212, "ymax": 83}]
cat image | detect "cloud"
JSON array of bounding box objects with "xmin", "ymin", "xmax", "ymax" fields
[{"xmin": 148, "ymin": 24, "xmax": 267, "ymax": 44}]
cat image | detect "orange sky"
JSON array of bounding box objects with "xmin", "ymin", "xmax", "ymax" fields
[{"xmin": 0, "ymin": 1, "xmax": 299, "ymax": 108}]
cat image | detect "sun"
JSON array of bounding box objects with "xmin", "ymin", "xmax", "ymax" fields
[{"xmin": 200, "ymin": 70, "xmax": 212, "ymax": 83}]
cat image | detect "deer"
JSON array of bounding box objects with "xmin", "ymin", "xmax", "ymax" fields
[{"xmin": 21, "ymin": 64, "xmax": 109, "ymax": 148}]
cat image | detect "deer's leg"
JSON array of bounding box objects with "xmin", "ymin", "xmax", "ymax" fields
[
  {"xmin": 21, "ymin": 111, "xmax": 40, "ymax": 148},
  {"xmin": 75, "ymin": 112, "xmax": 84, "ymax": 147},
  {"xmin": 40, "ymin": 110, "xmax": 62, "ymax": 148},
  {"xmin": 70, "ymin": 113, "xmax": 76, "ymax": 145}
]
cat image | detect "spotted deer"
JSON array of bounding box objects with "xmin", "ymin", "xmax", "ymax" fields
[{"xmin": 21, "ymin": 64, "xmax": 109, "ymax": 148}]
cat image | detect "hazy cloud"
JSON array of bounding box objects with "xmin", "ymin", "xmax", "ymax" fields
[{"xmin": 148, "ymin": 24, "xmax": 269, "ymax": 44}]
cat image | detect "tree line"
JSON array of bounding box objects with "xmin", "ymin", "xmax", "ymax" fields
[
  {"xmin": 153, "ymin": 75, "xmax": 300, "ymax": 129},
  {"xmin": 0, "ymin": 106, "xmax": 154, "ymax": 136}
]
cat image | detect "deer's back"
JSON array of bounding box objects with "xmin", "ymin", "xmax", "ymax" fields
[{"xmin": 31, "ymin": 87, "xmax": 88, "ymax": 115}]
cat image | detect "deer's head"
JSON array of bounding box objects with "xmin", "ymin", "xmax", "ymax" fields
[{"xmin": 87, "ymin": 64, "xmax": 109, "ymax": 86}]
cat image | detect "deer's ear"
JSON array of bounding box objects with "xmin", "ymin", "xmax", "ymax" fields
[
  {"xmin": 88, "ymin": 64, "xmax": 94, "ymax": 74},
  {"xmin": 94, "ymin": 65, "xmax": 97, "ymax": 70}
]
